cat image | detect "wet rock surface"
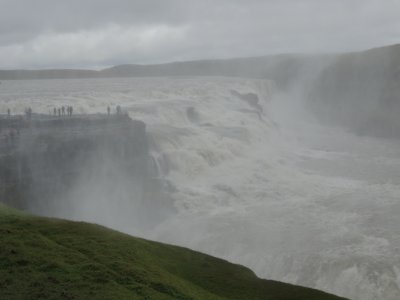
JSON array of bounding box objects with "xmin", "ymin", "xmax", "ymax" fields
[{"xmin": 0, "ymin": 114, "xmax": 169, "ymax": 228}]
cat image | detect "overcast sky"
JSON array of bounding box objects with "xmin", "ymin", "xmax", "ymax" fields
[{"xmin": 1, "ymin": 0, "xmax": 399, "ymax": 69}]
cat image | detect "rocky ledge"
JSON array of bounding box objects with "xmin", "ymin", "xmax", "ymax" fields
[{"xmin": 0, "ymin": 114, "xmax": 168, "ymax": 228}]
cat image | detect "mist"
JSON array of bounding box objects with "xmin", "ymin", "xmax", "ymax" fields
[{"xmin": 1, "ymin": 1, "xmax": 400, "ymax": 299}]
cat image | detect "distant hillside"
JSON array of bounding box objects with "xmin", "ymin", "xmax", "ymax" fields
[
  {"xmin": 0, "ymin": 54, "xmax": 329, "ymax": 89},
  {"xmin": 0, "ymin": 204, "xmax": 347, "ymax": 300},
  {"xmin": 0, "ymin": 69, "xmax": 99, "ymax": 80},
  {"xmin": 99, "ymin": 55, "xmax": 327, "ymax": 88}
]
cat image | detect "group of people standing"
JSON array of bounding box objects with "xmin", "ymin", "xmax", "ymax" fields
[
  {"xmin": 53, "ymin": 105, "xmax": 122, "ymax": 117},
  {"xmin": 4, "ymin": 105, "xmax": 124, "ymax": 119},
  {"xmin": 25, "ymin": 107, "xmax": 32, "ymax": 119},
  {"xmin": 2, "ymin": 107, "xmax": 30, "ymax": 119},
  {"xmin": 53, "ymin": 106, "xmax": 73, "ymax": 117},
  {"xmin": 107, "ymin": 105, "xmax": 122, "ymax": 115}
]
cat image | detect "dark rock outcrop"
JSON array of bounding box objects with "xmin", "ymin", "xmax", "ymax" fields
[
  {"xmin": 0, "ymin": 114, "xmax": 169, "ymax": 228},
  {"xmin": 231, "ymin": 90, "xmax": 263, "ymax": 112}
]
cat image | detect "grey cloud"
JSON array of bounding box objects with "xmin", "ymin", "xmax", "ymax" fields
[{"xmin": 0, "ymin": 0, "xmax": 399, "ymax": 68}]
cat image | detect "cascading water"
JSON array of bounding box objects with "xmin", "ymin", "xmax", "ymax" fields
[{"xmin": 1, "ymin": 77, "xmax": 400, "ymax": 300}]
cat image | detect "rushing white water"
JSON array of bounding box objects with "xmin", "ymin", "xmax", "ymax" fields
[{"xmin": 1, "ymin": 77, "xmax": 400, "ymax": 300}]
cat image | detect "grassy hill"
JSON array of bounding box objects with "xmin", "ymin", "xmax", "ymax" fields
[{"xmin": 0, "ymin": 204, "xmax": 347, "ymax": 300}]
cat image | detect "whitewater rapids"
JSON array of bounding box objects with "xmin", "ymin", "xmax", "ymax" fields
[{"xmin": 1, "ymin": 77, "xmax": 400, "ymax": 300}]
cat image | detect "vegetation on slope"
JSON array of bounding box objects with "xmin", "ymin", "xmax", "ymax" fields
[{"xmin": 0, "ymin": 204, "xmax": 347, "ymax": 300}]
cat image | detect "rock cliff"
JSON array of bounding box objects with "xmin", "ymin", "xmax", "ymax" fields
[
  {"xmin": 0, "ymin": 114, "xmax": 167, "ymax": 229},
  {"xmin": 308, "ymin": 44, "xmax": 400, "ymax": 138}
]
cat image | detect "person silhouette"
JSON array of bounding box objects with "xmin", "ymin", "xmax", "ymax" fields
[{"xmin": 25, "ymin": 107, "xmax": 32, "ymax": 120}]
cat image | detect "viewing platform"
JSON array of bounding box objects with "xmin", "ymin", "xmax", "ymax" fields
[
  {"xmin": 0, "ymin": 113, "xmax": 151, "ymax": 214},
  {"xmin": 0, "ymin": 112, "xmax": 138, "ymax": 129}
]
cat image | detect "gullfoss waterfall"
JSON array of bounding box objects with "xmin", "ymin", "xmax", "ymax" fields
[{"xmin": 1, "ymin": 77, "xmax": 400, "ymax": 300}]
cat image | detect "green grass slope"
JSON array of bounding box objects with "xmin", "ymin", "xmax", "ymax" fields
[{"xmin": 0, "ymin": 204, "xmax": 347, "ymax": 300}]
